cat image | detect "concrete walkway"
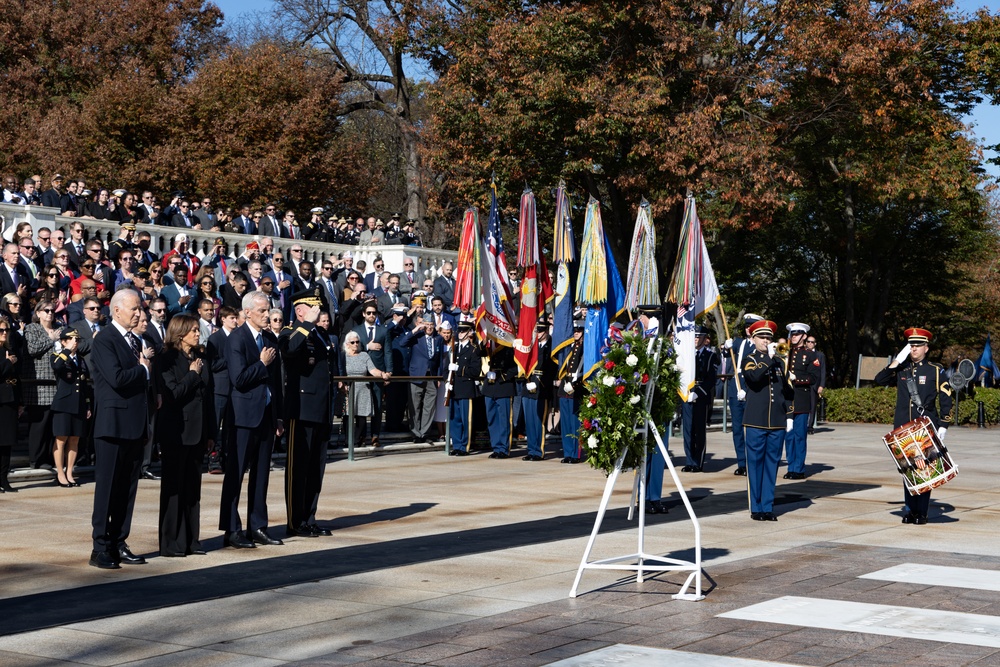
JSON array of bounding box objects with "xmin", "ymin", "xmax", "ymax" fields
[{"xmin": 0, "ymin": 422, "xmax": 997, "ymax": 666}]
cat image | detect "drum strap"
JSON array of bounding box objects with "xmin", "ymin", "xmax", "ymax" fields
[{"xmin": 905, "ymin": 368, "xmax": 925, "ymax": 415}]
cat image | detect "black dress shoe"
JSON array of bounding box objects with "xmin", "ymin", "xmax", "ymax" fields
[
  {"xmin": 734, "ymin": 467, "xmax": 747, "ymax": 476},
  {"xmin": 681, "ymin": 465, "xmax": 693, "ymax": 472},
  {"xmin": 189, "ymin": 547, "xmax": 207, "ymax": 555},
  {"xmin": 57, "ymin": 480, "xmax": 72, "ymax": 488},
  {"xmin": 488, "ymin": 452, "xmax": 509, "ymax": 459},
  {"xmin": 1, "ymin": 483, "xmax": 16, "ymax": 493},
  {"xmin": 808, "ymin": 427, "xmax": 816, "ymax": 435},
  {"xmin": 782, "ymin": 472, "xmax": 793, "ymax": 479},
  {"xmin": 763, "ymin": 512, "xmax": 778, "ymax": 521},
  {"xmin": 224, "ymin": 531, "xmax": 256, "ymax": 549},
  {"xmin": 901, "ymin": 512, "xmax": 915, "ymax": 524},
  {"xmin": 413, "ymin": 436, "xmax": 426, "ymax": 443},
  {"xmin": 687, "ymin": 466, "xmax": 702, "ymax": 473},
  {"xmin": 117, "ymin": 545, "xmax": 147, "ymax": 564},
  {"xmin": 287, "ymin": 524, "xmax": 318, "ymax": 538},
  {"xmin": 310, "ymin": 524, "xmax": 333, "ymax": 536},
  {"xmin": 450, "ymin": 449, "xmax": 469, "ymax": 457},
  {"xmin": 651, "ymin": 500, "xmax": 667, "ymax": 514},
  {"xmin": 159, "ymin": 551, "xmax": 186, "ymax": 558},
  {"xmin": 522, "ymin": 454, "xmax": 542, "ymax": 461},
  {"xmin": 89, "ymin": 551, "xmax": 121, "ymax": 569},
  {"xmin": 141, "ymin": 470, "xmax": 160, "ymax": 481},
  {"xmin": 751, "ymin": 512, "xmax": 763, "ymax": 521},
  {"xmin": 250, "ymin": 528, "xmax": 284, "ymax": 546},
  {"xmin": 914, "ymin": 514, "xmax": 928, "ymax": 525}
]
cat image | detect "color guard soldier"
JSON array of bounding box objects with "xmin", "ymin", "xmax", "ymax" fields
[
  {"xmin": 874, "ymin": 327, "xmax": 953, "ymax": 525},
  {"xmin": 741, "ymin": 320, "xmax": 792, "ymax": 521},
  {"xmin": 279, "ymin": 287, "xmax": 339, "ymax": 538},
  {"xmin": 519, "ymin": 316, "xmax": 557, "ymax": 461},
  {"xmin": 447, "ymin": 319, "xmax": 481, "ymax": 456},
  {"xmin": 681, "ymin": 325, "xmax": 719, "ymax": 472},
  {"xmin": 556, "ymin": 316, "xmax": 586, "ymax": 463},
  {"xmin": 481, "ymin": 342, "xmax": 517, "ymax": 459},
  {"xmin": 783, "ymin": 322, "xmax": 820, "ymax": 480}
]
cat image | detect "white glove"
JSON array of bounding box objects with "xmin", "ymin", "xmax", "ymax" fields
[
  {"xmin": 938, "ymin": 427, "xmax": 947, "ymax": 441},
  {"xmin": 894, "ymin": 344, "xmax": 911, "ymax": 365},
  {"xmin": 564, "ymin": 381, "xmax": 574, "ymax": 394},
  {"xmin": 525, "ymin": 381, "xmax": 537, "ymax": 392},
  {"xmin": 686, "ymin": 393, "xmax": 697, "ymax": 403},
  {"xmin": 445, "ymin": 382, "xmax": 453, "ymax": 392},
  {"xmin": 737, "ymin": 389, "xmax": 746, "ymax": 401},
  {"xmin": 768, "ymin": 342, "xmax": 777, "ymax": 358},
  {"xmin": 448, "ymin": 362, "xmax": 459, "ymax": 372},
  {"xmin": 788, "ymin": 371, "xmax": 797, "ymax": 383},
  {"xmin": 571, "ymin": 372, "xmax": 579, "ymax": 382},
  {"xmin": 724, "ymin": 338, "xmax": 733, "ymax": 350},
  {"xmin": 786, "ymin": 418, "xmax": 794, "ymax": 433}
]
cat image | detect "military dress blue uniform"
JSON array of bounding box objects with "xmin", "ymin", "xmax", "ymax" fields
[
  {"xmin": 682, "ymin": 330, "xmax": 719, "ymax": 471},
  {"xmin": 448, "ymin": 326, "xmax": 482, "ymax": 455},
  {"xmin": 784, "ymin": 326, "xmax": 820, "ymax": 479},
  {"xmin": 557, "ymin": 329, "xmax": 585, "ymax": 462},
  {"xmin": 481, "ymin": 345, "xmax": 517, "ymax": 458},
  {"xmin": 873, "ymin": 327, "xmax": 953, "ymax": 524},
  {"xmin": 279, "ymin": 291, "xmax": 339, "ymax": 537},
  {"xmin": 725, "ymin": 313, "xmax": 764, "ymax": 475},
  {"xmin": 741, "ymin": 320, "xmax": 791, "ymax": 521},
  {"xmin": 519, "ymin": 332, "xmax": 556, "ymax": 460}
]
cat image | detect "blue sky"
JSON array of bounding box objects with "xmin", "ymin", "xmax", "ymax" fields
[{"xmin": 213, "ymin": 0, "xmax": 1000, "ymax": 179}]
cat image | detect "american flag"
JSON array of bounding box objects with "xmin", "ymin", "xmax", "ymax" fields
[
  {"xmin": 485, "ymin": 181, "xmax": 515, "ymax": 305},
  {"xmin": 475, "ymin": 180, "xmax": 518, "ymax": 345}
]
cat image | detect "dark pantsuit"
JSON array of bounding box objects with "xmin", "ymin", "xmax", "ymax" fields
[
  {"xmin": 0, "ymin": 446, "xmax": 11, "ymax": 485},
  {"xmin": 27, "ymin": 406, "xmax": 53, "ymax": 467},
  {"xmin": 91, "ymin": 437, "xmax": 144, "ymax": 552},
  {"xmin": 220, "ymin": 411, "xmax": 274, "ymax": 533},
  {"xmin": 159, "ymin": 445, "xmax": 203, "ymax": 555},
  {"xmin": 212, "ymin": 394, "xmax": 229, "ymax": 462},
  {"xmin": 284, "ymin": 419, "xmax": 331, "ymax": 530},
  {"xmin": 369, "ymin": 383, "xmax": 383, "ymax": 437}
]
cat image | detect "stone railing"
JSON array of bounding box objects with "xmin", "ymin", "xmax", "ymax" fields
[{"xmin": 0, "ymin": 203, "xmax": 456, "ymax": 278}]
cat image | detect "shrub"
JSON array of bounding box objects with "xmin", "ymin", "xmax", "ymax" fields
[{"xmin": 824, "ymin": 386, "xmax": 1000, "ymax": 425}]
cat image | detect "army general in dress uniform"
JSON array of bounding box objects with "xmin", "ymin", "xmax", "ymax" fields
[
  {"xmin": 874, "ymin": 327, "xmax": 953, "ymax": 525},
  {"xmin": 279, "ymin": 287, "xmax": 339, "ymax": 538},
  {"xmin": 448, "ymin": 319, "xmax": 481, "ymax": 456}
]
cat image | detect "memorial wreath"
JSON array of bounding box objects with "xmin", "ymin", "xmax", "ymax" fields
[{"xmin": 579, "ymin": 330, "xmax": 681, "ymax": 474}]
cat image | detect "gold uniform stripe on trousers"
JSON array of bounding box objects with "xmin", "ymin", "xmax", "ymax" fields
[
  {"xmin": 464, "ymin": 401, "xmax": 473, "ymax": 453},
  {"xmin": 540, "ymin": 399, "xmax": 549, "ymax": 455}
]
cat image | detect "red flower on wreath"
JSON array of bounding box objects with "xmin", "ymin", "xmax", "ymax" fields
[
  {"xmin": 641, "ymin": 373, "xmax": 649, "ymax": 384},
  {"xmin": 615, "ymin": 385, "xmax": 626, "ymax": 396},
  {"xmin": 589, "ymin": 395, "xmax": 597, "ymax": 406},
  {"xmin": 583, "ymin": 418, "xmax": 592, "ymax": 430},
  {"xmin": 604, "ymin": 360, "xmax": 615, "ymax": 370}
]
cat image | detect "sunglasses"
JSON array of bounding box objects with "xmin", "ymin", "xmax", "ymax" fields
[
  {"xmin": 0, "ymin": 329, "xmax": 9, "ymax": 333},
  {"xmin": 348, "ymin": 276, "xmax": 359, "ymax": 281},
  {"xmin": 364, "ymin": 310, "xmax": 377, "ymax": 315},
  {"xmin": 201, "ymin": 281, "xmax": 214, "ymax": 286},
  {"xmin": 348, "ymin": 340, "xmax": 359, "ymax": 345},
  {"xmin": 84, "ymin": 306, "xmax": 99, "ymax": 311},
  {"xmin": 81, "ymin": 263, "xmax": 95, "ymax": 269},
  {"xmin": 40, "ymin": 309, "xmax": 54, "ymax": 313},
  {"xmin": 8, "ymin": 303, "xmax": 21, "ymax": 307},
  {"xmin": 151, "ymin": 308, "xmax": 166, "ymax": 313},
  {"xmin": 261, "ymin": 281, "xmax": 274, "ymax": 286}
]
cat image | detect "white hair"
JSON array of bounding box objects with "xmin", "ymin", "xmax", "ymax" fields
[{"xmin": 242, "ymin": 290, "xmax": 268, "ymax": 311}]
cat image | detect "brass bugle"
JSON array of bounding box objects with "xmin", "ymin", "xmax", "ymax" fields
[{"xmin": 776, "ymin": 342, "xmax": 790, "ymax": 357}]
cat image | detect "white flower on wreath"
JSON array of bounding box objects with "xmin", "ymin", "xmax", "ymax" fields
[
  {"xmin": 587, "ymin": 435, "xmax": 599, "ymax": 449},
  {"xmin": 602, "ymin": 375, "xmax": 615, "ymax": 387},
  {"xmin": 672, "ymin": 363, "xmax": 680, "ymax": 372},
  {"xmin": 629, "ymin": 395, "xmax": 641, "ymax": 405},
  {"xmin": 626, "ymin": 354, "xmax": 638, "ymax": 367}
]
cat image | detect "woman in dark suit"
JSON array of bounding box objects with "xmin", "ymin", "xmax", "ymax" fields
[
  {"xmin": 0, "ymin": 321, "xmax": 20, "ymax": 492},
  {"xmin": 50, "ymin": 328, "xmax": 90, "ymax": 487},
  {"xmin": 157, "ymin": 313, "xmax": 214, "ymax": 557}
]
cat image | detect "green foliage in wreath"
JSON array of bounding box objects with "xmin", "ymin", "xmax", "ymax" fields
[{"xmin": 578, "ymin": 331, "xmax": 681, "ymax": 474}]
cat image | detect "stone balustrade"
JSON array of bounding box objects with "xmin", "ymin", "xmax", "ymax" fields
[{"xmin": 0, "ymin": 202, "xmax": 456, "ymax": 279}]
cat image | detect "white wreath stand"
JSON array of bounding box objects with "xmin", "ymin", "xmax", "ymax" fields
[{"xmin": 569, "ymin": 339, "xmax": 705, "ymax": 601}]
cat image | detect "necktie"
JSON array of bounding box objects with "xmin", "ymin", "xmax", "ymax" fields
[
  {"xmin": 10, "ymin": 267, "xmax": 17, "ymax": 288},
  {"xmin": 368, "ymin": 326, "xmax": 374, "ymax": 342},
  {"xmin": 76, "ymin": 243, "xmax": 83, "ymax": 256},
  {"xmin": 91, "ymin": 323, "xmax": 98, "ymax": 334},
  {"xmin": 391, "ymin": 293, "xmax": 397, "ymax": 304},
  {"xmin": 127, "ymin": 332, "xmax": 141, "ymax": 360},
  {"xmin": 426, "ymin": 336, "xmax": 433, "ymax": 359},
  {"xmin": 256, "ymin": 333, "xmax": 271, "ymax": 405},
  {"xmin": 256, "ymin": 333, "xmax": 263, "ymax": 352}
]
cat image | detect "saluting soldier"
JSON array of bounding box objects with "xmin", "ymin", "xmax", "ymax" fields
[
  {"xmin": 447, "ymin": 319, "xmax": 481, "ymax": 456},
  {"xmin": 783, "ymin": 322, "xmax": 820, "ymax": 480},
  {"xmin": 741, "ymin": 320, "xmax": 792, "ymax": 521},
  {"xmin": 519, "ymin": 316, "xmax": 557, "ymax": 461},
  {"xmin": 401, "ymin": 220, "xmax": 421, "ymax": 247},
  {"xmin": 107, "ymin": 221, "xmax": 137, "ymax": 264},
  {"xmin": 556, "ymin": 316, "xmax": 586, "ymax": 463},
  {"xmin": 302, "ymin": 208, "xmax": 324, "ymax": 241},
  {"xmin": 874, "ymin": 327, "xmax": 953, "ymax": 525},
  {"xmin": 279, "ymin": 287, "xmax": 339, "ymax": 538}
]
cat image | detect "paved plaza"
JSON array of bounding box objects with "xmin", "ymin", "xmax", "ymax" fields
[{"xmin": 2, "ymin": 422, "xmax": 1000, "ymax": 666}]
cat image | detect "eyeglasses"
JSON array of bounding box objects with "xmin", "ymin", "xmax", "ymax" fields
[
  {"xmin": 348, "ymin": 276, "xmax": 358, "ymax": 281},
  {"xmin": 169, "ymin": 262, "xmax": 181, "ymax": 267},
  {"xmin": 270, "ymin": 318, "xmax": 282, "ymax": 323},
  {"xmin": 253, "ymin": 215, "xmax": 262, "ymax": 220},
  {"xmin": 18, "ymin": 244, "xmax": 32, "ymax": 250},
  {"xmin": 8, "ymin": 303, "xmax": 20, "ymax": 307},
  {"xmin": 364, "ymin": 310, "xmax": 377, "ymax": 316},
  {"xmin": 201, "ymin": 281, "xmax": 214, "ymax": 286},
  {"xmin": 266, "ymin": 207, "xmax": 275, "ymax": 212},
  {"xmin": 179, "ymin": 205, "xmax": 189, "ymax": 209},
  {"xmin": 150, "ymin": 268, "xmax": 162, "ymax": 273},
  {"xmin": 261, "ymin": 281, "xmax": 274, "ymax": 286},
  {"xmin": 0, "ymin": 329, "xmax": 9, "ymax": 333},
  {"xmin": 40, "ymin": 309, "xmax": 54, "ymax": 314},
  {"xmin": 347, "ymin": 340, "xmax": 359, "ymax": 345},
  {"xmin": 120, "ymin": 256, "xmax": 133, "ymax": 262},
  {"xmin": 38, "ymin": 235, "xmax": 50, "ymax": 241},
  {"xmin": 47, "ymin": 272, "xmax": 58, "ymax": 277},
  {"xmin": 322, "ymin": 266, "xmax": 332, "ymax": 270},
  {"xmin": 291, "ymin": 249, "xmax": 302, "ymax": 253},
  {"xmin": 81, "ymin": 263, "xmax": 95, "ymax": 269},
  {"xmin": 806, "ymin": 340, "xmax": 816, "ymax": 344},
  {"xmin": 88, "ymin": 248, "xmax": 101, "ymax": 254},
  {"xmin": 151, "ymin": 308, "xmax": 165, "ymax": 313},
  {"xmin": 84, "ymin": 306, "xmax": 99, "ymax": 311},
  {"xmin": 404, "ymin": 263, "xmax": 413, "ymax": 267}
]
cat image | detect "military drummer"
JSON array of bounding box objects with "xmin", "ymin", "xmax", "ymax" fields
[{"xmin": 873, "ymin": 327, "xmax": 953, "ymax": 525}]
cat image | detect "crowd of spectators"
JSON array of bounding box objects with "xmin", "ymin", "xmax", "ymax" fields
[{"xmin": 2, "ymin": 174, "xmax": 424, "ymax": 246}]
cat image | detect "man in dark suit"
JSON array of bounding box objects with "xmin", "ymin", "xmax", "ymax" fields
[
  {"xmin": 428, "ymin": 296, "xmax": 457, "ymax": 331},
  {"xmin": 263, "ymin": 252, "xmax": 293, "ymax": 321},
  {"xmin": 73, "ymin": 298, "xmax": 104, "ymax": 365},
  {"xmin": 397, "ymin": 314, "xmax": 444, "ymax": 442},
  {"xmin": 363, "ymin": 258, "xmax": 385, "ymax": 292},
  {"xmin": 206, "ymin": 306, "xmax": 238, "ymax": 475},
  {"xmin": 220, "ymin": 290, "xmax": 285, "ymax": 549},
  {"xmin": 65, "ymin": 222, "xmax": 88, "ymax": 269},
  {"xmin": 88, "ymin": 290, "xmax": 152, "ymax": 569},
  {"xmin": 0, "ymin": 243, "xmax": 30, "ymax": 300},
  {"xmin": 433, "ymin": 261, "xmax": 457, "ymax": 312},
  {"xmin": 279, "ymin": 288, "xmax": 338, "ymax": 537},
  {"xmin": 232, "ymin": 204, "xmax": 256, "ymax": 235},
  {"xmin": 352, "ymin": 302, "xmax": 394, "ymax": 447},
  {"xmin": 258, "ymin": 204, "xmax": 282, "ymax": 238},
  {"xmin": 376, "ymin": 274, "xmax": 410, "ymax": 321},
  {"xmin": 169, "ymin": 200, "xmax": 195, "ymax": 227},
  {"xmin": 40, "ymin": 174, "xmax": 63, "ymax": 208},
  {"xmin": 144, "ymin": 298, "xmax": 168, "ymax": 353}
]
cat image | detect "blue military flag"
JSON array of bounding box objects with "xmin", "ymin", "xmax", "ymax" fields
[{"xmin": 977, "ymin": 334, "xmax": 1000, "ymax": 387}]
